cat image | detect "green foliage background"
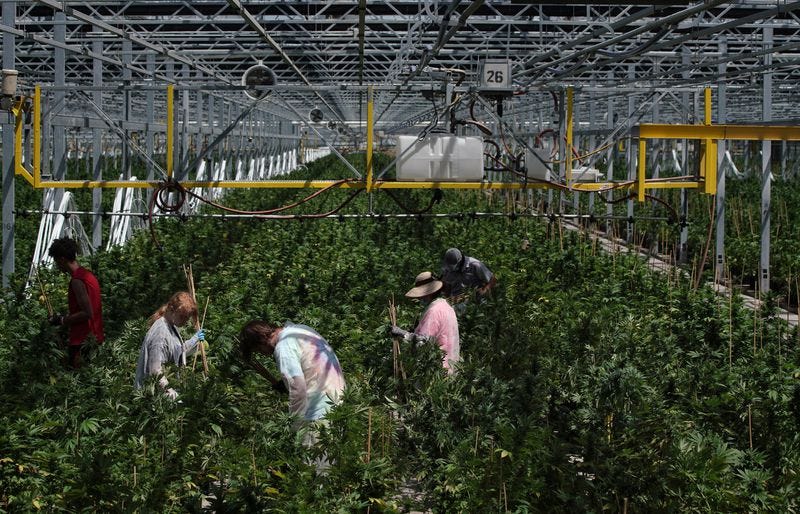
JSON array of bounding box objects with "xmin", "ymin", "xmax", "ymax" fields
[{"xmin": 1, "ymin": 154, "xmax": 800, "ymax": 512}]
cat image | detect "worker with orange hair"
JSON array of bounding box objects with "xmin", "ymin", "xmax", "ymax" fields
[{"xmin": 134, "ymin": 291, "xmax": 206, "ymax": 399}]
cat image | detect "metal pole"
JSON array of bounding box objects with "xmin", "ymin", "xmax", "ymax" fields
[
  {"xmin": 92, "ymin": 26, "xmax": 103, "ymax": 249},
  {"xmin": 53, "ymin": 10, "xmax": 66, "ymax": 214},
  {"xmin": 122, "ymin": 39, "xmax": 132, "ymax": 179},
  {"xmin": 146, "ymin": 53, "xmax": 155, "ymax": 180},
  {"xmin": 714, "ymin": 38, "xmax": 727, "ymax": 284},
  {"xmin": 626, "ymin": 64, "xmax": 635, "ymax": 242},
  {"xmin": 678, "ymin": 47, "xmax": 691, "ymax": 264},
  {"xmin": 2, "ymin": 0, "xmax": 16, "ymax": 287},
  {"xmin": 605, "ymin": 71, "xmax": 614, "ymax": 235},
  {"xmin": 759, "ymin": 27, "xmax": 773, "ymax": 294}
]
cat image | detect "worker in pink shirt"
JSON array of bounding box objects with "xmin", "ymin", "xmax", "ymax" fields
[{"xmin": 391, "ymin": 271, "xmax": 460, "ymax": 374}]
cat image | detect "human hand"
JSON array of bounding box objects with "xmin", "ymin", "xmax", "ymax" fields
[
  {"xmin": 390, "ymin": 325, "xmax": 408, "ymax": 338},
  {"xmin": 195, "ymin": 329, "xmax": 206, "ymax": 341},
  {"xmin": 49, "ymin": 313, "xmax": 64, "ymax": 326},
  {"xmin": 164, "ymin": 388, "xmax": 179, "ymax": 400}
]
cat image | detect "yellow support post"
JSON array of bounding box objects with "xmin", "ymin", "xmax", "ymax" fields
[
  {"xmin": 704, "ymin": 139, "xmax": 717, "ymax": 194},
  {"xmin": 702, "ymin": 87, "xmax": 715, "ymax": 194},
  {"xmin": 167, "ymin": 84, "xmax": 174, "ymax": 179},
  {"xmin": 12, "ymin": 95, "xmax": 34, "ymax": 186},
  {"xmin": 566, "ymin": 87, "xmax": 573, "ymax": 183},
  {"xmin": 365, "ymin": 86, "xmax": 374, "ymax": 192},
  {"xmin": 637, "ymin": 139, "xmax": 646, "ymax": 202}
]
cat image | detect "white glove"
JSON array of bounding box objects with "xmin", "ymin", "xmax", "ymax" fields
[
  {"xmin": 158, "ymin": 376, "xmax": 169, "ymax": 389},
  {"xmin": 164, "ymin": 388, "xmax": 179, "ymax": 400}
]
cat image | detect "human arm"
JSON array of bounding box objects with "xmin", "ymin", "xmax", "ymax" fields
[
  {"xmin": 477, "ymin": 274, "xmax": 497, "ymax": 298},
  {"xmin": 181, "ymin": 329, "xmax": 205, "ymax": 356},
  {"xmin": 473, "ymin": 260, "xmax": 496, "ymax": 299},
  {"xmin": 390, "ymin": 325, "xmax": 426, "ymax": 345},
  {"xmin": 248, "ymin": 357, "xmax": 288, "ymax": 393}
]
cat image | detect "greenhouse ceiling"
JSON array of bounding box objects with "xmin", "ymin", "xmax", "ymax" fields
[{"xmin": 2, "ymin": 1, "xmax": 800, "ymax": 131}]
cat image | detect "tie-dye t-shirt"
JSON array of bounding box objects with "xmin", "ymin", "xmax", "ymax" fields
[{"xmin": 273, "ymin": 323, "xmax": 346, "ymax": 421}]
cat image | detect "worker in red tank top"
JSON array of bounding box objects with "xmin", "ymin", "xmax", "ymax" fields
[{"xmin": 47, "ymin": 237, "xmax": 105, "ymax": 369}]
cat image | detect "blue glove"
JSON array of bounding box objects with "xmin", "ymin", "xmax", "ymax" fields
[{"xmin": 195, "ymin": 329, "xmax": 205, "ymax": 341}]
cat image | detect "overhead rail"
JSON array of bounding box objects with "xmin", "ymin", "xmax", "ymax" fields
[
  {"xmin": 11, "ymin": 83, "xmax": 764, "ymax": 198},
  {"xmin": 634, "ymin": 88, "xmax": 800, "ymax": 201}
]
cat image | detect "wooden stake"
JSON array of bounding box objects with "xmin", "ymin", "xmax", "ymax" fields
[
  {"xmin": 388, "ymin": 296, "xmax": 406, "ymax": 381},
  {"xmin": 185, "ymin": 264, "xmax": 208, "ymax": 374},
  {"xmin": 748, "ymin": 405, "xmax": 753, "ymax": 450},
  {"xmin": 35, "ymin": 268, "xmax": 54, "ymax": 317},
  {"xmin": 728, "ymin": 265, "xmax": 733, "ymax": 369},
  {"xmin": 365, "ymin": 408, "xmax": 372, "ymax": 464}
]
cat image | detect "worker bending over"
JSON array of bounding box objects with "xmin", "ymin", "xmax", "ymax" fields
[
  {"xmin": 239, "ymin": 320, "xmax": 345, "ymax": 435},
  {"xmin": 440, "ymin": 247, "xmax": 497, "ymax": 302}
]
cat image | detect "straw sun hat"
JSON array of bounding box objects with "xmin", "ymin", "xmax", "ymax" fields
[{"xmin": 405, "ymin": 271, "xmax": 443, "ymax": 298}]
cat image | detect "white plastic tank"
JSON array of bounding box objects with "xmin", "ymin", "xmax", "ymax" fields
[
  {"xmin": 396, "ymin": 135, "xmax": 484, "ymax": 181},
  {"xmin": 525, "ymin": 148, "xmax": 552, "ymax": 181}
]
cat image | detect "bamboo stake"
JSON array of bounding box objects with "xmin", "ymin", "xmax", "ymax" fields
[
  {"xmin": 388, "ymin": 296, "xmax": 407, "ymax": 381},
  {"xmin": 365, "ymin": 408, "xmax": 372, "ymax": 464},
  {"xmin": 185, "ymin": 264, "xmax": 208, "ymax": 374},
  {"xmin": 748, "ymin": 405, "xmax": 753, "ymax": 450},
  {"xmin": 34, "ymin": 268, "xmax": 54, "ymax": 317},
  {"xmin": 753, "ymin": 276, "xmax": 758, "ymax": 357},
  {"xmin": 193, "ymin": 296, "xmax": 210, "ymax": 371},
  {"xmin": 728, "ymin": 265, "xmax": 733, "ymax": 369}
]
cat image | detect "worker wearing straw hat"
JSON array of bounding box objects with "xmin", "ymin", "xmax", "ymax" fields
[
  {"xmin": 134, "ymin": 291, "xmax": 206, "ymax": 399},
  {"xmin": 391, "ymin": 271, "xmax": 460, "ymax": 374},
  {"xmin": 47, "ymin": 237, "xmax": 105, "ymax": 369}
]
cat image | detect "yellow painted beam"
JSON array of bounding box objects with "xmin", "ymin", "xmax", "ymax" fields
[
  {"xmin": 566, "ymin": 87, "xmax": 573, "ymax": 183},
  {"xmin": 365, "ymin": 86, "xmax": 374, "ymax": 192},
  {"xmin": 637, "ymin": 139, "xmax": 646, "ymax": 202},
  {"xmin": 704, "ymin": 139, "xmax": 717, "ymax": 194},
  {"xmin": 166, "ymin": 84, "xmax": 174, "ymax": 178},
  {"xmin": 23, "ymin": 178, "xmax": 708, "ymax": 191},
  {"xmin": 638, "ymin": 124, "xmax": 800, "ymax": 141},
  {"xmin": 13, "ymin": 97, "xmax": 24, "ymax": 177}
]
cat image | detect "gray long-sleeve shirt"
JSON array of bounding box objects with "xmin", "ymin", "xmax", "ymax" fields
[{"xmin": 134, "ymin": 316, "xmax": 200, "ymax": 389}]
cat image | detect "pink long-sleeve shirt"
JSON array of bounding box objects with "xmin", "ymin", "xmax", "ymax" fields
[{"xmin": 416, "ymin": 298, "xmax": 460, "ymax": 373}]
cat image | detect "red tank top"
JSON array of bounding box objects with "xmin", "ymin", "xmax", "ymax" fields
[{"xmin": 68, "ymin": 267, "xmax": 105, "ymax": 346}]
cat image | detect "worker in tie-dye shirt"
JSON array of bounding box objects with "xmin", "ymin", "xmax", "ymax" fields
[{"xmin": 239, "ymin": 320, "xmax": 345, "ymax": 428}]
